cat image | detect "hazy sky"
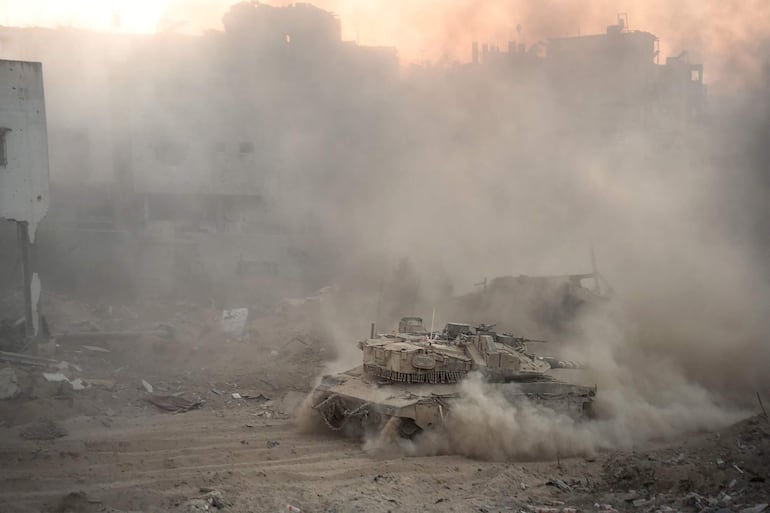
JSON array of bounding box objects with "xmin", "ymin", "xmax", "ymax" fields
[{"xmin": 2, "ymin": 1, "xmax": 768, "ymax": 87}]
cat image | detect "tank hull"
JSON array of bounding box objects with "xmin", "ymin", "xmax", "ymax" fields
[{"xmin": 311, "ymin": 366, "xmax": 595, "ymax": 436}]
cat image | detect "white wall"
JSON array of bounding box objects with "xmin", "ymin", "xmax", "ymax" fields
[{"xmin": 0, "ymin": 59, "xmax": 49, "ymax": 242}]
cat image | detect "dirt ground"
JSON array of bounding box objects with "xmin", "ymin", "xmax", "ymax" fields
[{"xmin": 0, "ymin": 293, "xmax": 768, "ymax": 513}]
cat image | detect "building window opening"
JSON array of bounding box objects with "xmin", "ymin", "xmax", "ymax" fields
[{"xmin": 0, "ymin": 128, "xmax": 10, "ymax": 167}]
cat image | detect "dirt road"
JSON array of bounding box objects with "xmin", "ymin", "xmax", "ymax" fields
[
  {"xmin": 0, "ymin": 405, "xmax": 594, "ymax": 513},
  {"xmin": 0, "ymin": 295, "xmax": 767, "ymax": 513},
  {"xmin": 1, "ymin": 399, "xmax": 768, "ymax": 513}
]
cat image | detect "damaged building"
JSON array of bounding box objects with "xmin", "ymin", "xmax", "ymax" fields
[
  {"xmin": 0, "ymin": 59, "xmax": 50, "ymax": 346},
  {"xmin": 0, "ymin": 2, "xmax": 399, "ymax": 304},
  {"xmin": 0, "ymin": 6, "xmax": 705, "ymax": 305},
  {"xmin": 469, "ymin": 15, "xmax": 706, "ymax": 130}
]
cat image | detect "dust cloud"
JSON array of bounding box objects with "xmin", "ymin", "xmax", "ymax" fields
[{"xmin": 1, "ymin": 0, "xmax": 768, "ymax": 461}]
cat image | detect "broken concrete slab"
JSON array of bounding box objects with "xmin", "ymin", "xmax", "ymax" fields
[
  {"xmin": 0, "ymin": 366, "xmax": 20, "ymax": 399},
  {"xmin": 42, "ymin": 372, "xmax": 69, "ymax": 383},
  {"xmin": 221, "ymin": 308, "xmax": 248, "ymax": 338},
  {"xmin": 144, "ymin": 394, "xmax": 203, "ymax": 413}
]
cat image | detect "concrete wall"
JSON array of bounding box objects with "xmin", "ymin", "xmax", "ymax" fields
[{"xmin": 0, "ymin": 59, "xmax": 49, "ymax": 241}]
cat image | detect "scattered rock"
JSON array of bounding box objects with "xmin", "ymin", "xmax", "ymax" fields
[
  {"xmin": 546, "ymin": 478, "xmax": 572, "ymax": 492},
  {"xmin": 178, "ymin": 489, "xmax": 228, "ymax": 511},
  {"xmin": 144, "ymin": 394, "xmax": 202, "ymax": 413}
]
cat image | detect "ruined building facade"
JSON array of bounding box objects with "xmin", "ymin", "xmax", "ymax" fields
[{"xmin": 0, "ymin": 6, "xmax": 705, "ymax": 303}]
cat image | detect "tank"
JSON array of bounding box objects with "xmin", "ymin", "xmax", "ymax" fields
[{"xmin": 310, "ymin": 317, "xmax": 596, "ymax": 438}]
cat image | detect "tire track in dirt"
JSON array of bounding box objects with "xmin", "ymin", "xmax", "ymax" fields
[
  {"xmin": 0, "ymin": 409, "xmax": 427, "ymax": 511},
  {"xmin": 0, "ymin": 407, "xmax": 563, "ymax": 513}
]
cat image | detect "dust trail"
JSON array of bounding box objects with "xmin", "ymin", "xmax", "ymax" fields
[
  {"xmin": 378, "ymin": 371, "xmax": 744, "ymax": 461},
  {"xmin": 362, "ymin": 305, "xmax": 748, "ymax": 461}
]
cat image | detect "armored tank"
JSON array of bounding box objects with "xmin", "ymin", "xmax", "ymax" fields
[{"xmin": 310, "ymin": 317, "xmax": 595, "ymax": 438}]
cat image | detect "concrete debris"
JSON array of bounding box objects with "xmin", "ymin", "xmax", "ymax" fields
[
  {"xmin": 56, "ymin": 360, "xmax": 82, "ymax": 372},
  {"xmin": 43, "ymin": 372, "xmax": 69, "ymax": 382},
  {"xmin": 180, "ymin": 490, "xmax": 228, "ymax": 512},
  {"xmin": 142, "ymin": 379, "xmax": 154, "ymax": 393},
  {"xmin": 144, "ymin": 394, "xmax": 203, "ymax": 413},
  {"xmin": 286, "ymin": 505, "xmax": 302, "ymax": 513},
  {"xmin": 546, "ymin": 478, "xmax": 572, "ymax": 492},
  {"xmin": 0, "ymin": 367, "xmax": 20, "ymax": 399},
  {"xmin": 205, "ymin": 490, "xmax": 228, "ymax": 509},
  {"xmin": 221, "ymin": 308, "xmax": 248, "ymax": 338},
  {"xmin": 85, "ymin": 378, "xmax": 115, "ymax": 390},
  {"xmin": 235, "ymin": 392, "xmax": 270, "ymax": 401},
  {"xmin": 266, "ymin": 439, "xmax": 279, "ymax": 448},
  {"xmin": 41, "ymin": 371, "xmax": 87, "ymax": 391},
  {"xmin": 69, "ymin": 378, "xmax": 86, "ymax": 391}
]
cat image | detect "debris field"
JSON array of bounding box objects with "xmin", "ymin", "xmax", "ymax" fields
[{"xmin": 0, "ymin": 292, "xmax": 768, "ymax": 513}]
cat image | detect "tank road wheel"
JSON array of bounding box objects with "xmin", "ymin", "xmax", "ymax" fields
[
  {"xmin": 360, "ymin": 409, "xmax": 384, "ymax": 432},
  {"xmin": 396, "ymin": 417, "xmax": 422, "ymax": 439},
  {"xmin": 314, "ymin": 395, "xmax": 347, "ymax": 431}
]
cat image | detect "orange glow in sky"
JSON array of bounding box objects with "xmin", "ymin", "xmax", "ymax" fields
[{"xmin": 2, "ymin": 0, "xmax": 769, "ymax": 87}]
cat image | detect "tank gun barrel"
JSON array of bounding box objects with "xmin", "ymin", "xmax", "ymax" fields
[
  {"xmin": 515, "ymin": 337, "xmax": 548, "ymax": 343},
  {"xmin": 539, "ymin": 356, "xmax": 584, "ymax": 369}
]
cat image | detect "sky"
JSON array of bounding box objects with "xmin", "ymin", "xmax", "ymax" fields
[{"xmin": 1, "ymin": 0, "xmax": 769, "ymax": 89}]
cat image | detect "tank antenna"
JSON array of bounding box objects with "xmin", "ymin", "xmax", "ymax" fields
[{"xmin": 429, "ymin": 308, "xmax": 436, "ymax": 340}]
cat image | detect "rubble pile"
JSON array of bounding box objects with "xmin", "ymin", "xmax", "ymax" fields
[
  {"xmin": 0, "ymin": 288, "xmax": 767, "ymax": 513},
  {"xmin": 0, "ymin": 290, "xmax": 331, "ymax": 431}
]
